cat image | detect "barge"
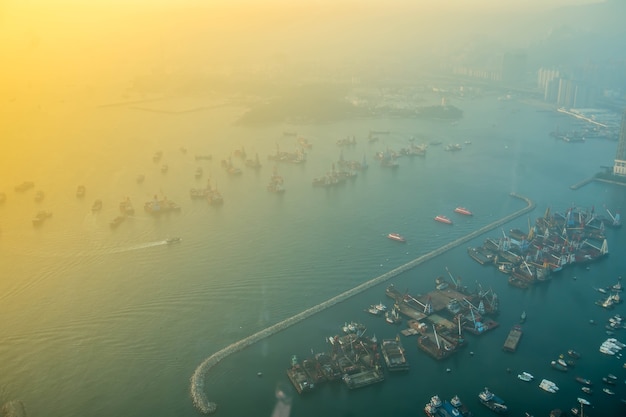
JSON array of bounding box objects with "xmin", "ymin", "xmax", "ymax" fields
[
  {"xmin": 381, "ymin": 337, "xmax": 409, "ymax": 371},
  {"xmin": 342, "ymin": 368, "xmax": 384, "ymax": 389},
  {"xmin": 287, "ymin": 355, "xmax": 315, "ymax": 394},
  {"xmin": 503, "ymin": 325, "xmax": 523, "ymax": 352}
]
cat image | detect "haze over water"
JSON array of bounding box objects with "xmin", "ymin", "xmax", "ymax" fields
[{"xmin": 2, "ymin": 1, "xmax": 626, "ymax": 417}]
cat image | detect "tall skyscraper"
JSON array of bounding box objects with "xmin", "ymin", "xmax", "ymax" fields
[{"xmin": 614, "ymin": 109, "xmax": 626, "ymax": 176}]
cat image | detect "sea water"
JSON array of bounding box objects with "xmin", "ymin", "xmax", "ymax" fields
[{"xmin": 1, "ymin": 92, "xmax": 625, "ymax": 417}]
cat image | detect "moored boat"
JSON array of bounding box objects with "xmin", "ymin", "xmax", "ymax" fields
[
  {"xmin": 454, "ymin": 207, "xmax": 473, "ymax": 216},
  {"xmin": 435, "ymin": 215, "xmax": 453, "ymax": 225},
  {"xmin": 568, "ymin": 349, "xmax": 581, "ymax": 359},
  {"xmin": 478, "ymin": 387, "xmax": 508, "ymax": 414},
  {"xmin": 575, "ymin": 376, "xmax": 592, "ymax": 386},
  {"xmin": 539, "ymin": 379, "xmax": 559, "ymax": 393},
  {"xmin": 91, "ymin": 199, "xmax": 103, "ymax": 212},
  {"xmin": 551, "ymin": 360, "xmax": 568, "ymax": 372},
  {"xmin": 109, "ymin": 216, "xmax": 125, "ymax": 229},
  {"xmin": 518, "ymin": 371, "xmax": 534, "ymax": 382},
  {"xmin": 387, "ymin": 233, "xmax": 406, "ymax": 242}
]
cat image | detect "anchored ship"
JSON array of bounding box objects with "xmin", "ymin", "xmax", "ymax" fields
[
  {"xmin": 454, "ymin": 207, "xmax": 473, "ymax": 216},
  {"xmin": 388, "ymin": 233, "xmax": 406, "ymax": 243},
  {"xmin": 435, "ymin": 215, "xmax": 453, "ymax": 225}
]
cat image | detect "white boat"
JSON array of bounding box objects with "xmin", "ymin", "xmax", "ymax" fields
[
  {"xmin": 166, "ymin": 237, "xmax": 182, "ymax": 244},
  {"xmin": 603, "ymin": 387, "xmax": 615, "ymax": 395},
  {"xmin": 577, "ymin": 397, "xmax": 591, "ymax": 406},
  {"xmin": 539, "ymin": 379, "xmax": 559, "ymax": 393},
  {"xmin": 517, "ymin": 372, "xmax": 534, "ymax": 382}
]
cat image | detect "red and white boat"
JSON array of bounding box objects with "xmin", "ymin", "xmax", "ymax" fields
[
  {"xmin": 434, "ymin": 215, "xmax": 453, "ymax": 225},
  {"xmin": 387, "ymin": 233, "xmax": 406, "ymax": 242},
  {"xmin": 454, "ymin": 207, "xmax": 473, "ymax": 216}
]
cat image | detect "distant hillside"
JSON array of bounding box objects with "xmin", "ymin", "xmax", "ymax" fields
[{"xmin": 235, "ymin": 84, "xmax": 369, "ymax": 125}]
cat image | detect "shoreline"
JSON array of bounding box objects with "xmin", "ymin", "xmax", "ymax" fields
[{"xmin": 190, "ymin": 193, "xmax": 535, "ymax": 414}]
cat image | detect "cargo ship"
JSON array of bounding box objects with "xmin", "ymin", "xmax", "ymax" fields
[
  {"xmin": 387, "ymin": 233, "xmax": 406, "ymax": 242},
  {"xmin": 454, "ymin": 207, "xmax": 473, "ymax": 216},
  {"xmin": 435, "ymin": 215, "xmax": 453, "ymax": 224}
]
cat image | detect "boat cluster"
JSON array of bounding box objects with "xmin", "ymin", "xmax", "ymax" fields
[
  {"xmin": 468, "ymin": 204, "xmax": 616, "ymax": 289},
  {"xmin": 599, "ymin": 337, "xmax": 625, "ymax": 356},
  {"xmin": 424, "ymin": 394, "xmax": 470, "ymax": 417}
]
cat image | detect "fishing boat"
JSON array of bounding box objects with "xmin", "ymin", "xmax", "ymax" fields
[
  {"xmin": 374, "ymin": 302, "xmax": 387, "ymax": 312},
  {"xmin": 109, "ymin": 216, "xmax": 125, "ymax": 229},
  {"xmin": 385, "ymin": 307, "xmax": 402, "ymax": 324},
  {"xmin": 550, "ymin": 360, "xmax": 568, "ymax": 372},
  {"xmin": 91, "ymin": 199, "xmax": 103, "ymax": 212},
  {"xmin": 568, "ymin": 349, "xmax": 581, "ymax": 359},
  {"xmin": 435, "ymin": 215, "xmax": 453, "ymax": 225},
  {"xmin": 454, "ymin": 207, "xmax": 473, "ymax": 216},
  {"xmin": 387, "ymin": 233, "xmax": 406, "ymax": 242}
]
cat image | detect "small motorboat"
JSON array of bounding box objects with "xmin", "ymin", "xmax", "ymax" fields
[{"xmin": 166, "ymin": 237, "xmax": 182, "ymax": 244}]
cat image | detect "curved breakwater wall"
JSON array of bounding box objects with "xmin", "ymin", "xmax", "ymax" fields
[{"xmin": 190, "ymin": 193, "xmax": 535, "ymax": 414}]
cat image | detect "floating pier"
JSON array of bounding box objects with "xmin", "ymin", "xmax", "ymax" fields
[{"xmin": 190, "ymin": 193, "xmax": 535, "ymax": 414}]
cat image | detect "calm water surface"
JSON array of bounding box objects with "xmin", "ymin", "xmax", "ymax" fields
[{"xmin": 1, "ymin": 94, "xmax": 625, "ymax": 417}]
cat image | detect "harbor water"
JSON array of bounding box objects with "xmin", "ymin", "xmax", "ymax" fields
[{"xmin": 1, "ymin": 92, "xmax": 626, "ymax": 417}]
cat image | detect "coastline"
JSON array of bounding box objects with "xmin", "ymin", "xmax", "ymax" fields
[{"xmin": 190, "ymin": 193, "xmax": 535, "ymax": 414}]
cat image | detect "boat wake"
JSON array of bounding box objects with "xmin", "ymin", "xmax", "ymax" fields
[{"xmin": 110, "ymin": 240, "xmax": 168, "ymax": 253}]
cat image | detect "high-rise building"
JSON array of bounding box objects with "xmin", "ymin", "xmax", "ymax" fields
[{"xmin": 614, "ymin": 109, "xmax": 626, "ymax": 176}]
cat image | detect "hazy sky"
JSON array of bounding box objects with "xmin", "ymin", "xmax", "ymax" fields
[{"xmin": 0, "ymin": 0, "xmax": 608, "ymax": 99}]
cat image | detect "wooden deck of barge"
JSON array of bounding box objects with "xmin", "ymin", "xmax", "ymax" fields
[{"xmin": 503, "ymin": 325, "xmax": 523, "ymax": 352}]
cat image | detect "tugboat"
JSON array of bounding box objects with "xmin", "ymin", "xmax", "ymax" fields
[{"xmin": 478, "ymin": 387, "xmax": 508, "ymax": 414}]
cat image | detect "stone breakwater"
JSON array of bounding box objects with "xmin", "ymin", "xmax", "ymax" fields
[{"xmin": 190, "ymin": 193, "xmax": 535, "ymax": 414}]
